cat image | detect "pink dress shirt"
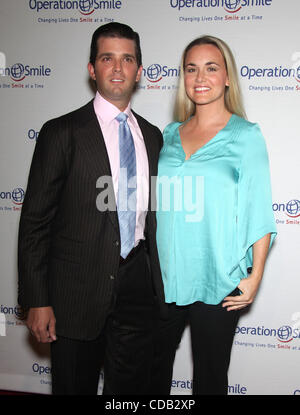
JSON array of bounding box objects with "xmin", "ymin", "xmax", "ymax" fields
[{"xmin": 93, "ymin": 92, "xmax": 149, "ymax": 245}]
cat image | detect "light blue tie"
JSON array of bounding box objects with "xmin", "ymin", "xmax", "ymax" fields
[{"xmin": 116, "ymin": 112, "xmax": 137, "ymax": 259}]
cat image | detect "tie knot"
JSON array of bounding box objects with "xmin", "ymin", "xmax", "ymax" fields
[{"xmin": 116, "ymin": 112, "xmax": 128, "ymax": 123}]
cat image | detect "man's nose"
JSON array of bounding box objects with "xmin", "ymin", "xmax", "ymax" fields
[{"xmin": 113, "ymin": 59, "xmax": 122, "ymax": 72}]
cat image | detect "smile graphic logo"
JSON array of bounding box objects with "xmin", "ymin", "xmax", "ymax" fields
[
  {"xmin": 295, "ymin": 66, "xmax": 300, "ymax": 83},
  {"xmin": 146, "ymin": 64, "xmax": 163, "ymax": 83},
  {"xmin": 10, "ymin": 63, "xmax": 25, "ymax": 82},
  {"xmin": 285, "ymin": 199, "xmax": 300, "ymax": 218},
  {"xmin": 277, "ymin": 326, "xmax": 293, "ymax": 343},
  {"xmin": 12, "ymin": 188, "xmax": 25, "ymax": 205},
  {"xmin": 224, "ymin": 0, "xmax": 242, "ymax": 13},
  {"xmin": 79, "ymin": 0, "xmax": 94, "ymax": 15}
]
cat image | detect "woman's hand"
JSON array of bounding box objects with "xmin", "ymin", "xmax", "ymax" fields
[
  {"xmin": 222, "ymin": 275, "xmax": 261, "ymax": 311},
  {"xmin": 223, "ymin": 233, "xmax": 271, "ymax": 311}
]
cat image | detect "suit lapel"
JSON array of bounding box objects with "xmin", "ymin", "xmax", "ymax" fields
[
  {"xmin": 75, "ymin": 101, "xmax": 119, "ymax": 232},
  {"xmin": 78, "ymin": 114, "xmax": 110, "ymax": 176},
  {"xmin": 75, "ymin": 104, "xmax": 158, "ymax": 235}
]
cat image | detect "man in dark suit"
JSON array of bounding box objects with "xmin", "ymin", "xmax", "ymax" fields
[{"xmin": 18, "ymin": 22, "xmax": 164, "ymax": 395}]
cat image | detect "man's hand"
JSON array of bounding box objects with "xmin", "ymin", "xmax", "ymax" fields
[{"xmin": 26, "ymin": 306, "xmax": 57, "ymax": 343}]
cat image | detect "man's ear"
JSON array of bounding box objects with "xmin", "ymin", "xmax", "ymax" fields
[
  {"xmin": 88, "ymin": 62, "xmax": 96, "ymax": 81},
  {"xmin": 136, "ymin": 65, "xmax": 143, "ymax": 83}
]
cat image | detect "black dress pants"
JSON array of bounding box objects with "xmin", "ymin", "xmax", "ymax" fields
[
  {"xmin": 51, "ymin": 244, "xmax": 158, "ymax": 395},
  {"xmin": 151, "ymin": 288, "xmax": 240, "ymax": 395}
]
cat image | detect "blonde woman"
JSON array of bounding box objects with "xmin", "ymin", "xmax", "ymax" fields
[{"xmin": 153, "ymin": 36, "xmax": 277, "ymax": 395}]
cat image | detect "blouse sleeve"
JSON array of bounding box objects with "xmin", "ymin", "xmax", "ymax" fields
[
  {"xmin": 162, "ymin": 122, "xmax": 180, "ymax": 144},
  {"xmin": 236, "ymin": 123, "xmax": 277, "ymax": 278}
]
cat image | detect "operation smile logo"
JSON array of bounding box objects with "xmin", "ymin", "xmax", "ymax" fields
[
  {"xmin": 223, "ymin": 0, "xmax": 272, "ymax": 13},
  {"xmin": 145, "ymin": 64, "xmax": 163, "ymax": 83},
  {"xmin": 1, "ymin": 63, "xmax": 51, "ymax": 82},
  {"xmin": 236, "ymin": 324, "xmax": 300, "ymax": 344},
  {"xmin": 28, "ymin": 0, "xmax": 122, "ymax": 14},
  {"xmin": 283, "ymin": 200, "xmax": 300, "ymax": 218},
  {"xmin": 277, "ymin": 326, "xmax": 295, "ymax": 343},
  {"xmin": 241, "ymin": 60, "xmax": 300, "ymax": 92},
  {"xmin": 143, "ymin": 64, "xmax": 180, "ymax": 83},
  {"xmin": 273, "ymin": 199, "xmax": 300, "ymax": 225},
  {"xmin": 0, "ymin": 304, "xmax": 25, "ymax": 336},
  {"xmin": 169, "ymin": 0, "xmax": 273, "ymax": 13},
  {"xmin": 137, "ymin": 62, "xmax": 181, "ymax": 91},
  {"xmin": 0, "ymin": 188, "xmax": 25, "ymax": 211},
  {"xmin": 11, "ymin": 188, "xmax": 25, "ymax": 205},
  {"xmin": 241, "ymin": 65, "xmax": 297, "ymax": 81},
  {"xmin": 295, "ymin": 65, "xmax": 300, "ymax": 83},
  {"xmin": 77, "ymin": 0, "xmax": 96, "ymax": 15},
  {"xmin": 224, "ymin": 0, "xmax": 242, "ymax": 13},
  {"xmin": 0, "ymin": 304, "xmax": 23, "ymax": 319}
]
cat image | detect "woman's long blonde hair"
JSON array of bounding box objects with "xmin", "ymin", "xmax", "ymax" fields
[{"xmin": 174, "ymin": 35, "xmax": 246, "ymax": 122}]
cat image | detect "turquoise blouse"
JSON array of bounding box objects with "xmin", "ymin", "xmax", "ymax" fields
[{"xmin": 156, "ymin": 114, "xmax": 277, "ymax": 305}]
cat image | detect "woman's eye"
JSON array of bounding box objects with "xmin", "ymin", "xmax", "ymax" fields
[{"xmin": 185, "ymin": 67, "xmax": 196, "ymax": 73}]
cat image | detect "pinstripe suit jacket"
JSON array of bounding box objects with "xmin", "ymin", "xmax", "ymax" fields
[{"xmin": 18, "ymin": 100, "xmax": 165, "ymax": 340}]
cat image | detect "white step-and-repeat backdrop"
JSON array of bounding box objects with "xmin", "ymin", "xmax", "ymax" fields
[{"xmin": 0, "ymin": 0, "xmax": 299, "ymax": 395}]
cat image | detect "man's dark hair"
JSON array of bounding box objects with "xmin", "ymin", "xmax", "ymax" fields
[{"xmin": 89, "ymin": 22, "xmax": 142, "ymax": 67}]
